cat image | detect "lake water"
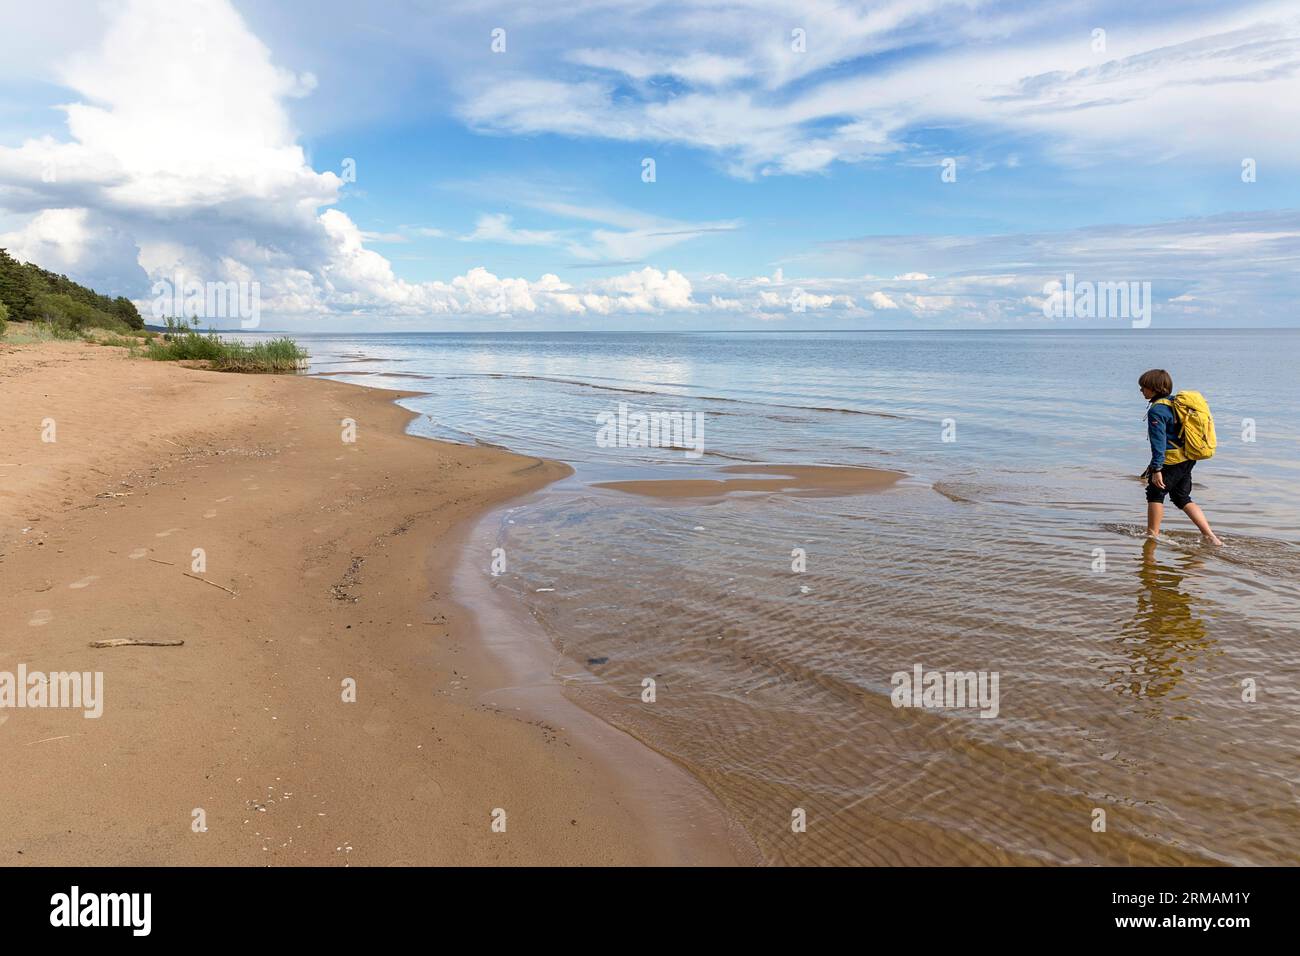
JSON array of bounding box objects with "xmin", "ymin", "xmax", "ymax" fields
[{"xmin": 275, "ymin": 328, "xmax": 1300, "ymax": 865}]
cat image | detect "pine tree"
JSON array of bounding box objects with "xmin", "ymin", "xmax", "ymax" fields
[
  {"xmin": 113, "ymin": 295, "xmax": 144, "ymax": 330},
  {"xmin": 0, "ymin": 248, "xmax": 37, "ymax": 323}
]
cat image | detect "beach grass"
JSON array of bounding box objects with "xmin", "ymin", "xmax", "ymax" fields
[
  {"xmin": 2, "ymin": 321, "xmax": 87, "ymax": 344},
  {"xmin": 3, "ymin": 321, "xmax": 152, "ymax": 354},
  {"xmin": 83, "ymin": 328, "xmax": 153, "ymax": 356},
  {"xmin": 2, "ymin": 318, "xmax": 306, "ymax": 374},
  {"xmin": 145, "ymin": 328, "xmax": 308, "ymax": 373},
  {"xmin": 92, "ymin": 332, "xmax": 150, "ymax": 350}
]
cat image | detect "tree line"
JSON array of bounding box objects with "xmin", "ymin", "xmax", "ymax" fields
[{"xmin": 0, "ymin": 247, "xmax": 144, "ymax": 334}]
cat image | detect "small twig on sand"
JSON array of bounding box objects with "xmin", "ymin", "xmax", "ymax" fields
[
  {"xmin": 90, "ymin": 639, "xmax": 185, "ymax": 648},
  {"xmin": 148, "ymin": 557, "xmax": 175, "ymax": 566},
  {"xmin": 183, "ymin": 571, "xmax": 237, "ymax": 596}
]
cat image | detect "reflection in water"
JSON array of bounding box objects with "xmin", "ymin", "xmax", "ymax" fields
[{"xmin": 1110, "ymin": 538, "xmax": 1216, "ymax": 707}]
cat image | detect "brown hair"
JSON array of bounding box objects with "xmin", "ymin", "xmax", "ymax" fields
[{"xmin": 1138, "ymin": 368, "xmax": 1173, "ymax": 397}]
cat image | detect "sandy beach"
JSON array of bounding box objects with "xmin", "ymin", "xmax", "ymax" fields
[{"xmin": 0, "ymin": 341, "xmax": 739, "ymax": 866}]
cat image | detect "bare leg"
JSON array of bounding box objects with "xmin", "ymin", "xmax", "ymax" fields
[
  {"xmin": 1146, "ymin": 501, "xmax": 1163, "ymax": 538},
  {"xmin": 1181, "ymin": 503, "xmax": 1223, "ymax": 545}
]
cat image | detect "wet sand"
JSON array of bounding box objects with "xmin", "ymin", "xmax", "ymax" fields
[{"xmin": 0, "ymin": 341, "xmax": 738, "ymax": 865}]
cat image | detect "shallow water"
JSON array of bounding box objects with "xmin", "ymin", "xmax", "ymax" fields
[{"xmin": 275, "ymin": 329, "xmax": 1300, "ymax": 865}]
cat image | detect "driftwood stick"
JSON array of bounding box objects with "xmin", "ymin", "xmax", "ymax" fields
[
  {"xmin": 182, "ymin": 572, "xmax": 238, "ymax": 596},
  {"xmin": 90, "ymin": 639, "xmax": 185, "ymax": 648}
]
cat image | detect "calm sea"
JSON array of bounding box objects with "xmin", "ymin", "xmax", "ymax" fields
[{"xmin": 265, "ymin": 328, "xmax": 1300, "ymax": 865}]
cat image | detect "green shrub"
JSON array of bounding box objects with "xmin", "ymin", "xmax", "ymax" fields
[
  {"xmin": 96, "ymin": 333, "xmax": 145, "ymax": 349},
  {"xmin": 0, "ymin": 248, "xmax": 144, "ymax": 331},
  {"xmin": 146, "ymin": 328, "xmax": 307, "ymax": 373},
  {"xmin": 33, "ymin": 291, "xmax": 132, "ymax": 333}
]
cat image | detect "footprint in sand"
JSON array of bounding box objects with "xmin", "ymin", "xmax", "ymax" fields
[
  {"xmin": 68, "ymin": 575, "xmax": 99, "ymax": 589},
  {"xmin": 29, "ymin": 610, "xmax": 53, "ymax": 626},
  {"xmin": 128, "ymin": 548, "xmax": 149, "ymax": 559},
  {"xmin": 155, "ymin": 528, "xmax": 182, "ymax": 538}
]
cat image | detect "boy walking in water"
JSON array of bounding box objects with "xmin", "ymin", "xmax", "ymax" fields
[{"xmin": 1140, "ymin": 369, "xmax": 1222, "ymax": 545}]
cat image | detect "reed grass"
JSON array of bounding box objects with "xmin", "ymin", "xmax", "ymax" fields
[{"xmin": 146, "ymin": 329, "xmax": 307, "ymax": 373}]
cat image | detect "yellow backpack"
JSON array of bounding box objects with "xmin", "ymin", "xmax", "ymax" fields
[{"xmin": 1156, "ymin": 391, "xmax": 1216, "ymax": 464}]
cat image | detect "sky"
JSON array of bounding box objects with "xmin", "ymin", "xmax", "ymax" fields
[{"xmin": 0, "ymin": 0, "xmax": 1297, "ymax": 330}]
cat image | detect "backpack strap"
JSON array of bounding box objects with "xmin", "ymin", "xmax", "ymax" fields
[{"xmin": 1151, "ymin": 397, "xmax": 1184, "ymax": 449}]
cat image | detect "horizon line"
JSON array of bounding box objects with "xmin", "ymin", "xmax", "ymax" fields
[{"xmin": 207, "ymin": 326, "xmax": 1300, "ymax": 335}]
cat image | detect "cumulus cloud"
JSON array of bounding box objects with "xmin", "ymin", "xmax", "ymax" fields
[
  {"xmin": 1, "ymin": 207, "xmax": 140, "ymax": 288},
  {"xmin": 802, "ymin": 210, "xmax": 1300, "ymax": 325},
  {"xmin": 581, "ymin": 266, "xmax": 693, "ymax": 313},
  {"xmin": 2, "ymin": 0, "xmax": 1293, "ymax": 330},
  {"xmin": 0, "ymin": 0, "xmax": 338, "ymax": 308},
  {"xmin": 0, "ymin": 0, "xmax": 748, "ymax": 322}
]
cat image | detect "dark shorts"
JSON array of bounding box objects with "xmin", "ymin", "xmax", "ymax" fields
[{"xmin": 1146, "ymin": 459, "xmax": 1195, "ymax": 509}]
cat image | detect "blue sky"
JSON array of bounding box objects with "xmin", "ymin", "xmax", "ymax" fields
[{"xmin": 1, "ymin": 0, "xmax": 1298, "ymax": 329}]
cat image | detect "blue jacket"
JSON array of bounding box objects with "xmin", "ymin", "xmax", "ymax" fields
[{"xmin": 1147, "ymin": 399, "xmax": 1182, "ymax": 471}]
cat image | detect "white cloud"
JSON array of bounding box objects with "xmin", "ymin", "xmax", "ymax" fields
[
  {"xmin": 0, "ymin": 0, "xmax": 337, "ymax": 304},
  {"xmin": 585, "ymin": 266, "xmax": 695, "ymax": 313},
  {"xmin": 463, "ymin": 213, "xmax": 565, "ymax": 248},
  {"xmin": 0, "ymin": 0, "xmax": 746, "ymax": 322},
  {"xmin": 452, "ymin": 184, "xmax": 743, "ymax": 264},
  {"xmin": 2, "ymin": 0, "xmax": 1294, "ymax": 330},
  {"xmin": 457, "ymin": 1, "xmax": 1300, "ymax": 177},
  {"xmin": 567, "ymin": 48, "xmax": 751, "ymax": 87}
]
